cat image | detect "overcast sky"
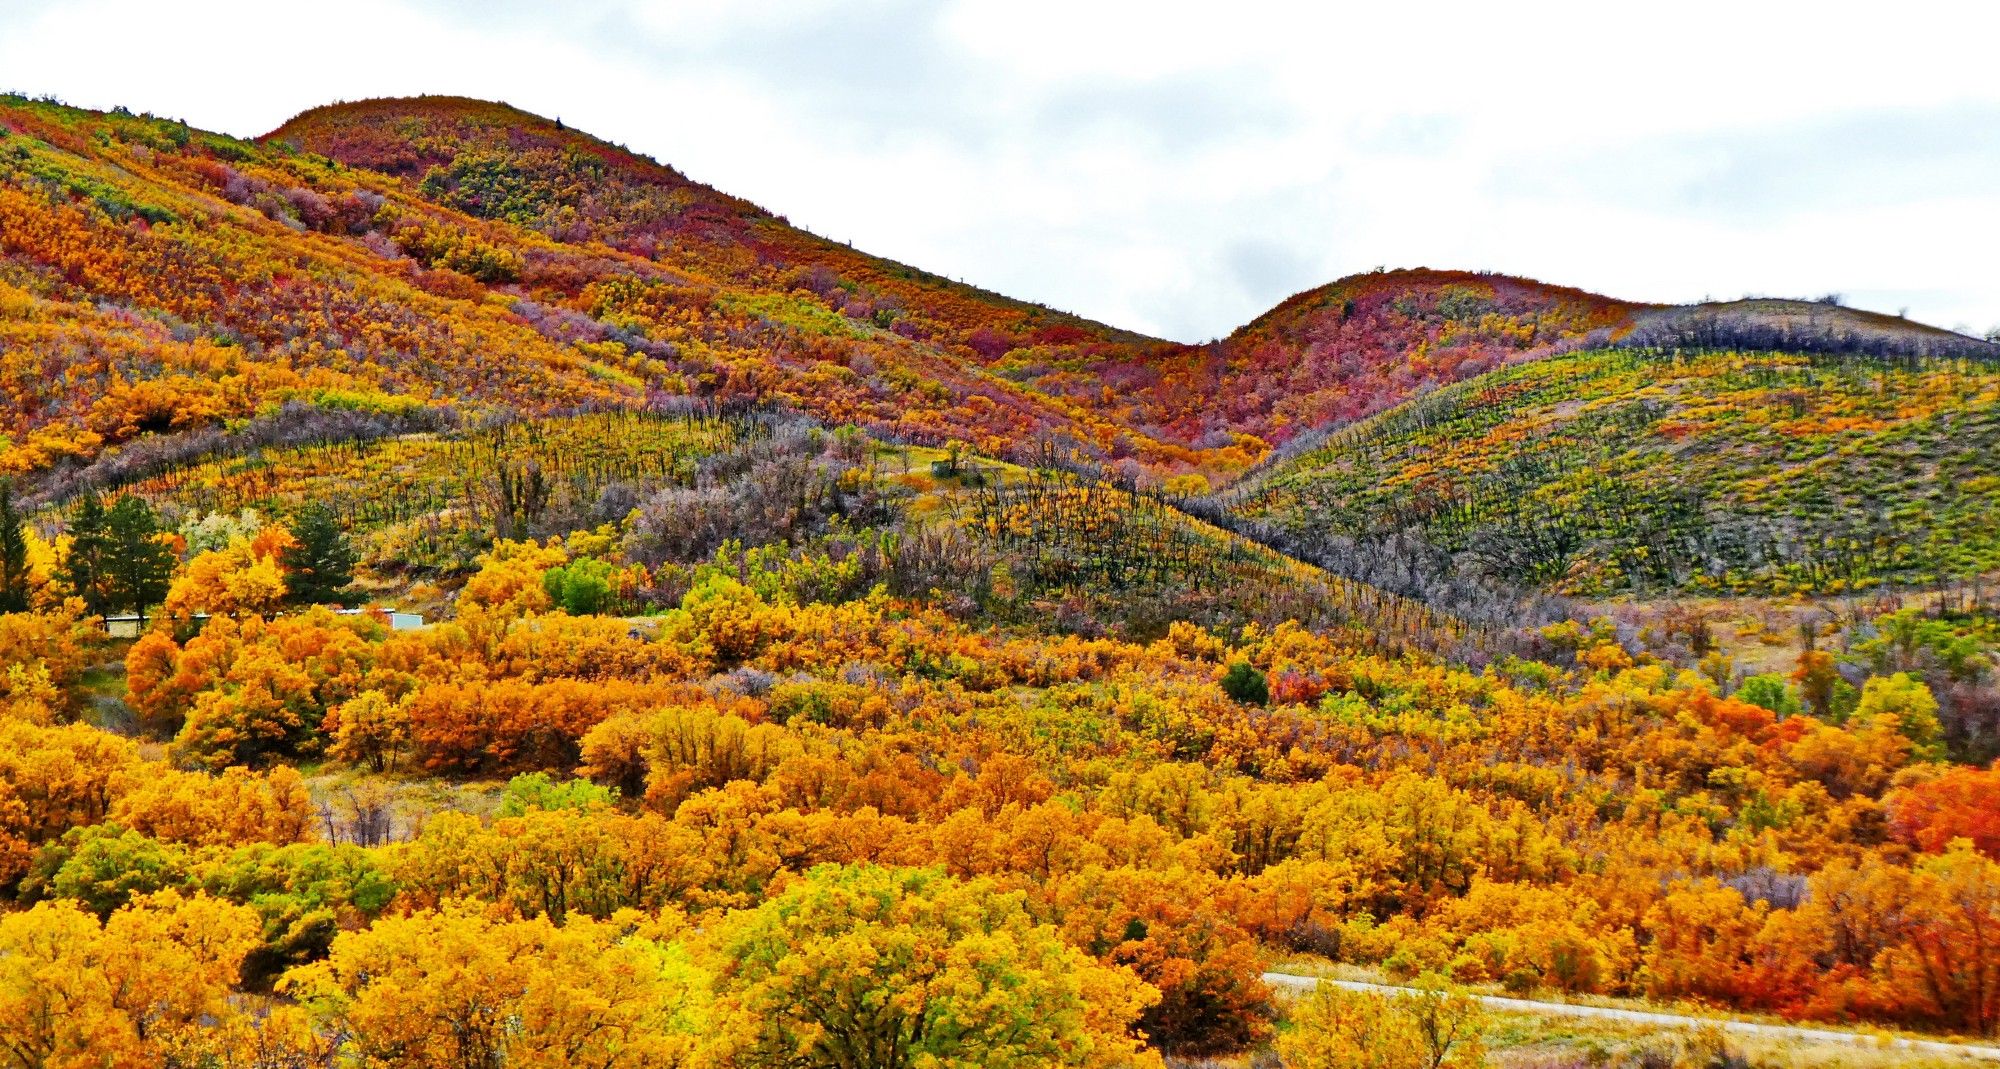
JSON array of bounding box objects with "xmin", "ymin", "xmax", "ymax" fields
[{"xmin": 4, "ymin": 0, "xmax": 1997, "ymax": 342}]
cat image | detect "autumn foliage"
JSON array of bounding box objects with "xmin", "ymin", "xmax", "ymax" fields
[{"xmin": 7, "ymin": 88, "xmax": 2000, "ymax": 1067}]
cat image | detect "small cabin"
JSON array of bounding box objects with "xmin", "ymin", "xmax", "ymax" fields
[
  {"xmin": 335, "ymin": 608, "xmax": 426, "ymax": 630},
  {"xmin": 102, "ymin": 615, "xmax": 158, "ymax": 639}
]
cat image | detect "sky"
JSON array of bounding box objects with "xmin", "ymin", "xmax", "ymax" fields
[{"xmin": 3, "ymin": 0, "xmax": 1998, "ymax": 343}]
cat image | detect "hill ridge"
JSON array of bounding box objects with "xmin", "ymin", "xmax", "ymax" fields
[{"xmin": 4, "ymin": 91, "xmax": 1994, "ymax": 491}]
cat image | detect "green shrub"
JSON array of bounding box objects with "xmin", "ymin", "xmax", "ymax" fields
[
  {"xmin": 543, "ymin": 558, "xmax": 615, "ymax": 615},
  {"xmin": 1734, "ymin": 673, "xmax": 1800, "ymax": 716},
  {"xmin": 497, "ymin": 772, "xmax": 617, "ymax": 816},
  {"xmin": 1221, "ymin": 660, "xmax": 1268, "ymax": 705}
]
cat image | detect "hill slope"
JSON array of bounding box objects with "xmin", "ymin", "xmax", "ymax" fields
[
  {"xmin": 1629, "ymin": 297, "xmax": 2000, "ymax": 358},
  {"xmin": 6, "ymin": 93, "xmax": 1996, "ymax": 503},
  {"xmin": 0, "ymin": 94, "xmax": 1222, "ymax": 488},
  {"xmin": 267, "ymin": 96, "xmax": 1167, "ymax": 354},
  {"xmin": 1047, "ymin": 268, "xmax": 1643, "ymax": 452},
  {"xmin": 1228, "ymin": 346, "xmax": 2000, "ymax": 596},
  {"xmin": 1069, "ymin": 276, "xmax": 1999, "ymax": 457},
  {"xmin": 12, "ymin": 94, "xmax": 2000, "ymax": 1066},
  {"xmin": 267, "ymin": 100, "xmax": 2000, "ymax": 457}
]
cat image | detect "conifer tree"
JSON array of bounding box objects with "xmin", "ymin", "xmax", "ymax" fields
[
  {"xmin": 0, "ymin": 481, "xmax": 29, "ymax": 614},
  {"xmin": 105, "ymin": 495, "xmax": 176, "ymax": 623},
  {"xmin": 57, "ymin": 494, "xmax": 112, "ymax": 615},
  {"xmin": 281, "ymin": 503, "xmax": 355, "ymax": 606}
]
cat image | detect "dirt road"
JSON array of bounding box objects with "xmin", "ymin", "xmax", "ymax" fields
[{"xmin": 1262, "ymin": 973, "xmax": 2000, "ymax": 1060}]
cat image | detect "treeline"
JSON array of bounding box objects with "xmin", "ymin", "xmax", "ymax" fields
[
  {"xmin": 1620, "ymin": 304, "xmax": 2000, "ymax": 364},
  {"xmin": 24, "ymin": 399, "xmax": 461, "ymax": 510}
]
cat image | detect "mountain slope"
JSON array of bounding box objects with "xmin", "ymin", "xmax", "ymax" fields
[
  {"xmin": 0, "ymin": 95, "xmax": 1219, "ymax": 488},
  {"xmin": 1046, "ymin": 274, "xmax": 1999, "ymax": 456},
  {"xmin": 268, "ymin": 97, "xmax": 1241, "ymax": 462},
  {"xmin": 1045, "ymin": 268, "xmax": 1643, "ymax": 452},
  {"xmin": 6, "ymin": 93, "xmax": 1996, "ymax": 502},
  {"xmin": 268, "ymin": 96, "xmax": 1167, "ymax": 351},
  {"xmin": 289, "ymin": 102, "xmax": 2000, "ymax": 461},
  {"xmin": 1629, "ymin": 297, "xmax": 2000, "ymax": 358},
  {"xmin": 1227, "ymin": 346, "xmax": 2000, "ymax": 596}
]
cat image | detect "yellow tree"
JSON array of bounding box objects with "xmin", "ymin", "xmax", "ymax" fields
[
  {"xmin": 107, "ymin": 765, "xmax": 316, "ymax": 847},
  {"xmin": 282, "ymin": 902, "xmax": 706, "ymax": 1069},
  {"xmin": 703, "ymin": 863, "xmax": 1160, "ymax": 1069},
  {"xmin": 0, "ymin": 720, "xmax": 142, "ymax": 890},
  {"xmin": 1277, "ymin": 979, "xmax": 1485, "ymax": 1069},
  {"xmin": 325, "ymin": 690, "xmax": 412, "ymax": 773},
  {"xmin": 1856, "ymin": 672, "xmax": 1945, "ymax": 761},
  {"xmin": 161, "ymin": 530, "xmax": 293, "ymax": 625},
  {"xmin": 0, "ymin": 891, "xmax": 259, "ymax": 1068},
  {"xmin": 0, "ymin": 608, "xmax": 98, "ymax": 719},
  {"xmin": 457, "ymin": 539, "xmax": 565, "ymax": 620}
]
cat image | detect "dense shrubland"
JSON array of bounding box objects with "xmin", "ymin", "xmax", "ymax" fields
[
  {"xmin": 28, "ymin": 92, "xmax": 1984, "ymax": 499},
  {"xmin": 4, "ymin": 474, "xmax": 2000, "ymax": 1059},
  {"xmin": 7, "ymin": 90, "xmax": 2000, "ymax": 1067},
  {"xmin": 1038, "ymin": 269, "xmax": 1638, "ymax": 452},
  {"xmin": 55, "ymin": 407, "xmax": 1446, "ymax": 652},
  {"xmin": 0, "ymin": 93, "xmax": 1245, "ymax": 483}
]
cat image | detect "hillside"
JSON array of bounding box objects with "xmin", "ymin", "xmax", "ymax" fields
[
  {"xmin": 9, "ymin": 94, "xmax": 1993, "ymax": 497},
  {"xmin": 1060, "ymin": 275, "xmax": 1999, "ymax": 457},
  {"xmin": 1228, "ymin": 346, "xmax": 2000, "ymax": 596},
  {"xmin": 267, "ymin": 96, "xmax": 1169, "ymax": 355},
  {"xmin": 1629, "ymin": 297, "xmax": 2000, "ymax": 358},
  {"xmin": 1046, "ymin": 269, "xmax": 1644, "ymax": 452},
  {"xmin": 269, "ymin": 104, "xmax": 1662, "ymax": 456},
  {"xmin": 0, "ymin": 94, "xmax": 1225, "ymax": 489},
  {"xmin": 83, "ymin": 404, "xmax": 1446, "ymax": 655}
]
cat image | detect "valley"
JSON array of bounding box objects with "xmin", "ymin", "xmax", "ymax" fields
[{"xmin": 0, "ymin": 92, "xmax": 1997, "ymax": 1069}]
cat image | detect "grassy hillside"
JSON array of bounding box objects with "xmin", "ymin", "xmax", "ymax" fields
[
  {"xmin": 1061, "ymin": 275, "xmax": 1999, "ymax": 460},
  {"xmin": 269, "ymin": 106, "xmax": 1660, "ymax": 459},
  {"xmin": 112, "ymin": 410, "xmax": 749, "ymax": 572},
  {"xmin": 80, "ymin": 403, "xmax": 1450, "ymax": 650},
  {"xmin": 1229, "ymin": 347, "xmax": 2000, "ymax": 596},
  {"xmin": 269, "ymin": 97, "xmax": 1158, "ymax": 343},
  {"xmin": 8, "ymin": 91, "xmax": 1998, "ymax": 612}
]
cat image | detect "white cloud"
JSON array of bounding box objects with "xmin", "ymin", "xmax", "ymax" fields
[{"xmin": 3, "ymin": 0, "xmax": 1997, "ymax": 340}]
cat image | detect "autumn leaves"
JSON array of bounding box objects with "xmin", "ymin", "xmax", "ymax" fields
[{"xmin": 1, "ymin": 865, "xmax": 1162, "ymax": 1069}]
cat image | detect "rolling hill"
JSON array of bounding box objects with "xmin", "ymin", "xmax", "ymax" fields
[
  {"xmin": 265, "ymin": 102, "xmax": 1662, "ymax": 453},
  {"xmin": 1047, "ymin": 268, "xmax": 1643, "ymax": 454},
  {"xmin": 1226, "ymin": 346, "xmax": 2000, "ymax": 596},
  {"xmin": 0, "ymin": 94, "xmax": 1220, "ymax": 488},
  {"xmin": 5, "ymin": 91, "xmax": 1996, "ymax": 598}
]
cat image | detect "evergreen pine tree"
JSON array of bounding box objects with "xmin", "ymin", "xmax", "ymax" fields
[
  {"xmin": 0, "ymin": 481, "xmax": 29, "ymax": 614},
  {"xmin": 281, "ymin": 503, "xmax": 356, "ymax": 606},
  {"xmin": 57, "ymin": 493, "xmax": 112, "ymax": 615},
  {"xmin": 1220, "ymin": 660, "xmax": 1269, "ymax": 705},
  {"xmin": 105, "ymin": 495, "xmax": 176, "ymax": 622}
]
